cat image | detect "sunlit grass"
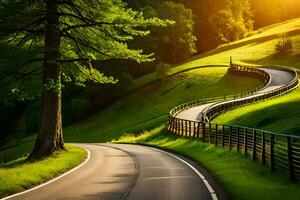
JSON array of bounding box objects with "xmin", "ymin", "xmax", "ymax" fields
[
  {"xmin": 0, "ymin": 145, "xmax": 86, "ymax": 198},
  {"xmin": 213, "ymin": 87, "xmax": 300, "ymax": 135},
  {"xmin": 115, "ymin": 128, "xmax": 300, "ymax": 200},
  {"xmin": 135, "ymin": 18, "xmax": 300, "ymax": 87},
  {"xmin": 64, "ymin": 67, "xmax": 260, "ymax": 143}
]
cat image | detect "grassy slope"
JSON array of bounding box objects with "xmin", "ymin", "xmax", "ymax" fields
[
  {"xmin": 115, "ymin": 128, "xmax": 300, "ymax": 200},
  {"xmin": 135, "ymin": 18, "xmax": 300, "ymax": 87},
  {"xmin": 65, "ymin": 67, "xmax": 260, "ymax": 143},
  {"xmin": 1, "ymin": 67, "xmax": 260, "ymax": 162},
  {"xmin": 65, "ymin": 18, "xmax": 300, "ymax": 143},
  {"xmin": 214, "ymin": 87, "xmax": 300, "ymax": 135},
  {"xmin": 0, "ymin": 145, "xmax": 86, "ymax": 198}
]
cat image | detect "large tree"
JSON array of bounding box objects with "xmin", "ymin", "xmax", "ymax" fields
[{"xmin": 0, "ymin": 0, "xmax": 170, "ymax": 159}]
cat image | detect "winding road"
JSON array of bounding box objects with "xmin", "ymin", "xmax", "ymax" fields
[
  {"xmin": 4, "ymin": 144, "xmax": 226, "ymax": 200},
  {"xmin": 3, "ymin": 66, "xmax": 297, "ymax": 200},
  {"xmin": 176, "ymin": 67, "xmax": 296, "ymax": 121}
]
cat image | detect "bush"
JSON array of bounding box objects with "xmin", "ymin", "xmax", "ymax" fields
[
  {"xmin": 275, "ymin": 36, "xmax": 292, "ymax": 56},
  {"xmin": 156, "ymin": 62, "xmax": 171, "ymax": 79}
]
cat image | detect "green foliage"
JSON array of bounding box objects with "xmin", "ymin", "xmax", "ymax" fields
[
  {"xmin": 0, "ymin": 0, "xmax": 172, "ymax": 96},
  {"xmin": 44, "ymin": 79, "xmax": 63, "ymax": 92},
  {"xmin": 216, "ymin": 0, "xmax": 253, "ymax": 43},
  {"xmin": 275, "ymin": 36, "xmax": 293, "ymax": 56},
  {"xmin": 157, "ymin": 1, "xmax": 197, "ymax": 63}
]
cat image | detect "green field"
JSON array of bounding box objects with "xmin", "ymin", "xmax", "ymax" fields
[
  {"xmin": 0, "ymin": 145, "xmax": 86, "ymax": 198},
  {"xmin": 115, "ymin": 128, "xmax": 300, "ymax": 200}
]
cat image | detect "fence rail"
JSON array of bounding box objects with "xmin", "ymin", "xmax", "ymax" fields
[{"xmin": 167, "ymin": 64, "xmax": 300, "ymax": 181}]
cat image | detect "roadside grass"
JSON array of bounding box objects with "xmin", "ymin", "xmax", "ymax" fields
[
  {"xmin": 64, "ymin": 67, "xmax": 260, "ymax": 143},
  {"xmin": 213, "ymin": 87, "xmax": 300, "ymax": 136},
  {"xmin": 115, "ymin": 127, "xmax": 300, "ymax": 200},
  {"xmin": 0, "ymin": 145, "xmax": 86, "ymax": 198}
]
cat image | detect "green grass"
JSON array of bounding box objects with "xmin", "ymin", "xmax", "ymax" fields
[
  {"xmin": 1, "ymin": 67, "xmax": 261, "ymax": 163},
  {"xmin": 4, "ymin": 18, "xmax": 300, "ymax": 161},
  {"xmin": 0, "ymin": 135, "xmax": 35, "ymax": 163},
  {"xmin": 64, "ymin": 67, "xmax": 260, "ymax": 143},
  {"xmin": 0, "ymin": 145, "xmax": 86, "ymax": 198},
  {"xmin": 213, "ymin": 86, "xmax": 300, "ymax": 136},
  {"xmin": 115, "ymin": 128, "xmax": 300, "ymax": 200},
  {"xmin": 134, "ymin": 18, "xmax": 300, "ymax": 87}
]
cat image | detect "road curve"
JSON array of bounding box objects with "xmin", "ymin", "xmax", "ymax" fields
[
  {"xmin": 4, "ymin": 144, "xmax": 226, "ymax": 200},
  {"xmin": 176, "ymin": 67, "xmax": 295, "ymax": 121}
]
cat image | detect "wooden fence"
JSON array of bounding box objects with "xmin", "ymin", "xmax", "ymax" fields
[{"xmin": 167, "ymin": 64, "xmax": 300, "ymax": 181}]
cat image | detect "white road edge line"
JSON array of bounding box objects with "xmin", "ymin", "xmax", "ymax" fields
[
  {"xmin": 1, "ymin": 147, "xmax": 91, "ymax": 200},
  {"xmin": 148, "ymin": 147, "xmax": 218, "ymax": 200}
]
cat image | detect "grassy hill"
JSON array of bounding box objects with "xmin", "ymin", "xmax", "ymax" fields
[
  {"xmin": 135, "ymin": 18, "xmax": 300, "ymax": 87},
  {"xmin": 214, "ymin": 86, "xmax": 300, "ymax": 135},
  {"xmin": 3, "ymin": 18, "xmax": 300, "ymax": 162},
  {"xmin": 65, "ymin": 18, "xmax": 300, "ymax": 142}
]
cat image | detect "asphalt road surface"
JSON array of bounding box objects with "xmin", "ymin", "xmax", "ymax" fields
[{"xmin": 4, "ymin": 144, "xmax": 226, "ymax": 200}]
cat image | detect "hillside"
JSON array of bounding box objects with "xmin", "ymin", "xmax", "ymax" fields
[
  {"xmin": 66, "ymin": 18, "xmax": 300, "ymax": 141},
  {"xmin": 2, "ymin": 18, "xmax": 300, "ymax": 162}
]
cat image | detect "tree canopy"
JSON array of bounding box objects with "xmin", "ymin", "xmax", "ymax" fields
[{"xmin": 0, "ymin": 0, "xmax": 171, "ymax": 158}]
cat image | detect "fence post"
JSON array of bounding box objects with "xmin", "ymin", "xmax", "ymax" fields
[
  {"xmin": 175, "ymin": 118, "xmax": 179, "ymax": 135},
  {"xmin": 229, "ymin": 126, "xmax": 232, "ymax": 150},
  {"xmin": 262, "ymin": 132, "xmax": 266, "ymax": 165},
  {"xmin": 168, "ymin": 116, "xmax": 174, "ymax": 133},
  {"xmin": 185, "ymin": 120, "xmax": 188, "ymax": 137},
  {"xmin": 209, "ymin": 123, "xmax": 212, "ymax": 144},
  {"xmin": 215, "ymin": 124, "xmax": 218, "ymax": 146},
  {"xmin": 202, "ymin": 123, "xmax": 206, "ymax": 142},
  {"xmin": 172, "ymin": 118, "xmax": 176, "ymax": 133},
  {"xmin": 193, "ymin": 121, "xmax": 196, "ymax": 138},
  {"xmin": 270, "ymin": 134, "xmax": 275, "ymax": 171},
  {"xmin": 189, "ymin": 121, "xmax": 192, "ymax": 137},
  {"xmin": 237, "ymin": 127, "xmax": 240, "ymax": 151},
  {"xmin": 253, "ymin": 130, "xmax": 257, "ymax": 160},
  {"xmin": 181, "ymin": 119, "xmax": 184, "ymax": 136},
  {"xmin": 197, "ymin": 122, "xmax": 200, "ymax": 138},
  {"xmin": 222, "ymin": 125, "xmax": 225, "ymax": 147},
  {"xmin": 287, "ymin": 136, "xmax": 294, "ymax": 181},
  {"xmin": 244, "ymin": 128, "xmax": 248, "ymax": 155}
]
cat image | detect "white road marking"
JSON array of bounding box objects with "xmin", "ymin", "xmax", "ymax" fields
[
  {"xmin": 1, "ymin": 147, "xmax": 91, "ymax": 200},
  {"xmin": 148, "ymin": 147, "xmax": 218, "ymax": 200}
]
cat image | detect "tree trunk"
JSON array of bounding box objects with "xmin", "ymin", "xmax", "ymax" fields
[{"xmin": 28, "ymin": 0, "xmax": 64, "ymax": 160}]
